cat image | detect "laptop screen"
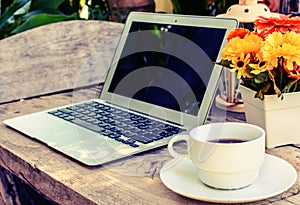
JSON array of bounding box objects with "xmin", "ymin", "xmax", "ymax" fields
[{"xmin": 107, "ymin": 21, "xmax": 226, "ymax": 116}]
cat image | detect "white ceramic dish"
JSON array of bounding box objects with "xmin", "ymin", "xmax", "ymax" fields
[{"xmin": 160, "ymin": 154, "xmax": 297, "ymax": 203}]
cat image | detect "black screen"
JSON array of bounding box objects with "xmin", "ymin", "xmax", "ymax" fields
[{"xmin": 108, "ymin": 21, "xmax": 226, "ymax": 116}]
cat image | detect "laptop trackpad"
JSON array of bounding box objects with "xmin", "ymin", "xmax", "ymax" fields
[{"xmin": 5, "ymin": 113, "xmax": 126, "ymax": 165}]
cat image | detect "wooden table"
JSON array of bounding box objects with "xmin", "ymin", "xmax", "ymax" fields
[{"xmin": 0, "ymin": 20, "xmax": 299, "ymax": 205}]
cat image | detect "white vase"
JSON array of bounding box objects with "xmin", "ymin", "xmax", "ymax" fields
[{"xmin": 239, "ymin": 85, "xmax": 300, "ymax": 149}]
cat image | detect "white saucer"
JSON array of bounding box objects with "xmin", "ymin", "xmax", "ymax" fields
[{"xmin": 160, "ymin": 154, "xmax": 297, "ymax": 203}]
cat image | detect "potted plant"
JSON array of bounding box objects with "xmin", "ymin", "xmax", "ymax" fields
[{"xmin": 217, "ymin": 14, "xmax": 300, "ymax": 148}]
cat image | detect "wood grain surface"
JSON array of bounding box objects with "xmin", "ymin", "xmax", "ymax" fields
[
  {"xmin": 0, "ymin": 20, "xmax": 123, "ymax": 104},
  {"xmin": 0, "ymin": 89, "xmax": 299, "ymax": 205}
]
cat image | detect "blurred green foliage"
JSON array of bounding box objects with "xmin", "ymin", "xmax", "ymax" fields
[
  {"xmin": 88, "ymin": 0, "xmax": 110, "ymax": 20},
  {"xmin": 0, "ymin": 0, "xmax": 77, "ymax": 39},
  {"xmin": 0, "ymin": 0, "xmax": 111, "ymax": 40}
]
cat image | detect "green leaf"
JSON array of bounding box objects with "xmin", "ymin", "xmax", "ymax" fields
[
  {"xmin": 215, "ymin": 59, "xmax": 231, "ymax": 68},
  {"xmin": 254, "ymin": 76, "xmax": 264, "ymax": 84},
  {"xmin": 14, "ymin": 1, "xmax": 31, "ymax": 16},
  {"xmin": 254, "ymin": 83, "xmax": 271, "ymax": 100},
  {"xmin": 0, "ymin": 0, "xmax": 30, "ymax": 33},
  {"xmin": 170, "ymin": 0, "xmax": 182, "ymax": 13},
  {"xmin": 30, "ymin": 0, "xmax": 65, "ymax": 11},
  {"xmin": 294, "ymin": 80, "xmax": 300, "ymax": 92},
  {"xmin": 11, "ymin": 13, "xmax": 76, "ymax": 34},
  {"xmin": 283, "ymin": 79, "xmax": 298, "ymax": 93},
  {"xmin": 243, "ymin": 66, "xmax": 255, "ymax": 79},
  {"xmin": 268, "ymin": 70, "xmax": 282, "ymax": 97},
  {"xmin": 22, "ymin": 9, "xmax": 65, "ymax": 21},
  {"xmin": 254, "ymin": 72, "xmax": 267, "ymax": 84},
  {"xmin": 255, "ymin": 90, "xmax": 265, "ymax": 100}
]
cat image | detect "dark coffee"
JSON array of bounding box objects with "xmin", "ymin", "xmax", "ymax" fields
[{"xmin": 209, "ymin": 138, "xmax": 247, "ymax": 144}]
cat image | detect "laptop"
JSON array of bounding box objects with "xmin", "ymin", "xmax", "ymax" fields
[{"xmin": 4, "ymin": 12, "xmax": 238, "ymax": 166}]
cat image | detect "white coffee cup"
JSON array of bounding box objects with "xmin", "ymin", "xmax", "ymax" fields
[{"xmin": 168, "ymin": 122, "xmax": 265, "ymax": 190}]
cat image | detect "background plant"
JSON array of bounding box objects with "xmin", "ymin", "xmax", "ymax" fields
[{"xmin": 0, "ymin": 0, "xmax": 110, "ymax": 40}]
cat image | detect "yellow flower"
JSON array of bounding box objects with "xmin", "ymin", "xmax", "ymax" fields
[
  {"xmin": 282, "ymin": 32, "xmax": 300, "ymax": 69},
  {"xmin": 230, "ymin": 53, "xmax": 250, "ymax": 78},
  {"xmin": 261, "ymin": 32, "xmax": 282, "ymax": 67},
  {"xmin": 221, "ymin": 33, "xmax": 263, "ymax": 78},
  {"xmin": 248, "ymin": 52, "xmax": 268, "ymax": 75},
  {"xmin": 222, "ymin": 37, "xmax": 245, "ymax": 60},
  {"xmin": 263, "ymin": 31, "xmax": 300, "ymax": 69},
  {"xmin": 222, "ymin": 33, "xmax": 263, "ymax": 63},
  {"xmin": 249, "ymin": 61, "xmax": 268, "ymax": 75},
  {"xmin": 242, "ymin": 33, "xmax": 263, "ymax": 54}
]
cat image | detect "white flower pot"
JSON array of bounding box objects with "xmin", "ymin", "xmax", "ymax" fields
[{"xmin": 239, "ymin": 85, "xmax": 300, "ymax": 148}]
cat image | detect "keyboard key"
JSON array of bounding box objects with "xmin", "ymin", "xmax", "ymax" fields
[
  {"xmin": 130, "ymin": 143, "xmax": 139, "ymax": 148},
  {"xmin": 108, "ymin": 133, "xmax": 121, "ymax": 139},
  {"xmin": 48, "ymin": 101, "xmax": 185, "ymax": 148},
  {"xmin": 129, "ymin": 135, "xmax": 153, "ymax": 144},
  {"xmin": 99, "ymin": 130, "xmax": 114, "ymax": 136},
  {"xmin": 72, "ymin": 118, "xmax": 103, "ymax": 133},
  {"xmin": 58, "ymin": 108, "xmax": 74, "ymax": 114},
  {"xmin": 137, "ymin": 124, "xmax": 150, "ymax": 129},
  {"xmin": 159, "ymin": 131, "xmax": 174, "ymax": 138},
  {"xmin": 142, "ymin": 132, "xmax": 161, "ymax": 140}
]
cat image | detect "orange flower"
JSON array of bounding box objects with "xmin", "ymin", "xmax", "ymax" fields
[
  {"xmin": 254, "ymin": 15, "xmax": 300, "ymax": 38},
  {"xmin": 226, "ymin": 28, "xmax": 251, "ymax": 41}
]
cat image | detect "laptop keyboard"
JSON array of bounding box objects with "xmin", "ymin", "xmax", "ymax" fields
[{"xmin": 48, "ymin": 101, "xmax": 186, "ymax": 148}]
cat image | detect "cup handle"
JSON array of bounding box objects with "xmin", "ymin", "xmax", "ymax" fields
[{"xmin": 168, "ymin": 134, "xmax": 190, "ymax": 159}]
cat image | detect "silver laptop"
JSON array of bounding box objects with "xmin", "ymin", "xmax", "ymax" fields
[{"xmin": 4, "ymin": 12, "xmax": 238, "ymax": 166}]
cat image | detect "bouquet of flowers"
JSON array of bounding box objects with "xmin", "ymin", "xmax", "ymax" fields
[{"xmin": 217, "ymin": 15, "xmax": 300, "ymax": 100}]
